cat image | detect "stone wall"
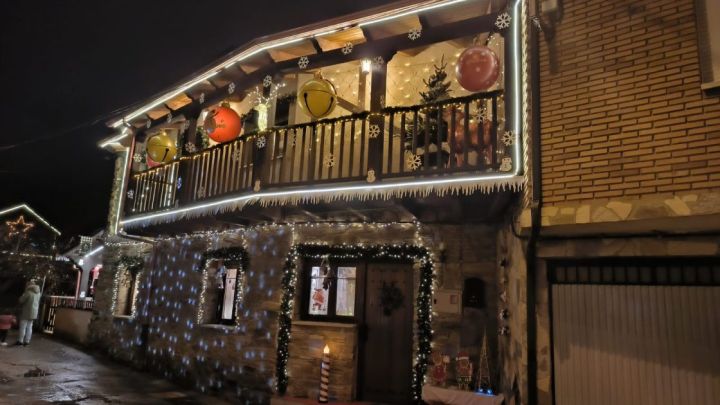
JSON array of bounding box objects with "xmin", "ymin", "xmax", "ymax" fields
[{"xmin": 88, "ymin": 222, "xmax": 506, "ymax": 403}]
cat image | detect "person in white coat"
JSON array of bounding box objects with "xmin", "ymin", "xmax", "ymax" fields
[{"xmin": 16, "ymin": 281, "xmax": 41, "ymax": 346}]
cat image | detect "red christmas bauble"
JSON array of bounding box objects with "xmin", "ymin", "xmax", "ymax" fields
[
  {"xmin": 204, "ymin": 106, "xmax": 242, "ymax": 143},
  {"xmin": 455, "ymin": 46, "xmax": 500, "ymax": 92}
]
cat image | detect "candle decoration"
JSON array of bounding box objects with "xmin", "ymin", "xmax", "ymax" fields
[{"xmin": 318, "ymin": 344, "xmax": 330, "ymax": 403}]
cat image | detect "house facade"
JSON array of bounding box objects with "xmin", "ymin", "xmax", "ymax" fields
[{"xmin": 88, "ymin": 0, "xmax": 719, "ymax": 404}]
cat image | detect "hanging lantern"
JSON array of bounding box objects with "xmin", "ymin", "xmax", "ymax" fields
[
  {"xmin": 455, "ymin": 46, "xmax": 500, "ymax": 92},
  {"xmin": 204, "ymin": 105, "xmax": 242, "ymax": 143},
  {"xmin": 298, "ymin": 77, "xmax": 337, "ymax": 119},
  {"xmin": 146, "ymin": 132, "xmax": 177, "ymax": 164}
]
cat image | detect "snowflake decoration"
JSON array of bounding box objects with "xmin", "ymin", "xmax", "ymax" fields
[
  {"xmin": 185, "ymin": 142, "xmax": 197, "ymax": 153},
  {"xmin": 232, "ymin": 149, "xmax": 243, "ymax": 162},
  {"xmin": 133, "ymin": 153, "xmax": 143, "ymax": 163},
  {"xmin": 368, "ymin": 124, "xmax": 381, "ymax": 139},
  {"xmin": 341, "ymin": 42, "xmax": 354, "ymax": 55},
  {"xmin": 263, "ymin": 75, "xmax": 273, "ymax": 88},
  {"xmin": 199, "ymin": 92, "xmax": 205, "ymax": 104},
  {"xmin": 495, "ymin": 12, "xmax": 511, "ymax": 30},
  {"xmin": 127, "ymin": 190, "xmax": 134, "ymax": 200},
  {"xmin": 298, "ymin": 56, "xmax": 309, "ymax": 69},
  {"xmin": 408, "ymin": 27, "xmax": 422, "ymax": 41},
  {"xmin": 228, "ymin": 82, "xmax": 236, "ymax": 94},
  {"xmin": 176, "ymin": 177, "xmax": 183, "ymax": 190},
  {"xmin": 379, "ymin": 95, "xmax": 386, "ymax": 108},
  {"xmin": 256, "ymin": 135, "xmax": 267, "ymax": 149},
  {"xmin": 476, "ymin": 108, "xmax": 488, "ymax": 123},
  {"xmin": 146, "ymin": 120, "xmax": 152, "ymax": 129},
  {"xmin": 166, "ymin": 112, "xmax": 173, "ymax": 124},
  {"xmin": 196, "ymin": 186, "xmax": 206, "ymax": 198},
  {"xmin": 372, "ymin": 56, "xmax": 384, "ymax": 67},
  {"xmin": 405, "ymin": 152, "xmax": 422, "ymax": 171},
  {"xmin": 323, "ymin": 153, "xmax": 336, "ymax": 168},
  {"xmin": 501, "ymin": 131, "xmax": 515, "ymax": 146}
]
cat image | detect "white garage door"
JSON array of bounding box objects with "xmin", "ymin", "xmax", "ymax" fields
[{"xmin": 551, "ymin": 263, "xmax": 720, "ymax": 405}]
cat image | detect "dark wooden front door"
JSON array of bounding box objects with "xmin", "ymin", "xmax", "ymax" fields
[{"xmin": 360, "ymin": 263, "xmax": 413, "ymax": 404}]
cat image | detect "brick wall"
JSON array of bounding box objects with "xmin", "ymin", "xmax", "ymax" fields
[{"xmin": 540, "ymin": 0, "xmax": 720, "ymax": 204}]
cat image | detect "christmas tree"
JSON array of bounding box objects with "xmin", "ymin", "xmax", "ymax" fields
[
  {"xmin": 477, "ymin": 330, "xmax": 492, "ymax": 392},
  {"xmin": 419, "ymin": 56, "xmax": 451, "ymax": 103},
  {"xmin": 405, "ymin": 56, "xmax": 451, "ymax": 168}
]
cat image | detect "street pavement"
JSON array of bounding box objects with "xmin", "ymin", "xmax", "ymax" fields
[{"xmin": 0, "ymin": 329, "xmax": 231, "ymax": 404}]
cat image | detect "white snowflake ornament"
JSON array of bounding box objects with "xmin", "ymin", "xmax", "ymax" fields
[
  {"xmin": 228, "ymin": 82, "xmax": 236, "ymax": 94},
  {"xmin": 323, "ymin": 153, "xmax": 336, "ymax": 168},
  {"xmin": 501, "ymin": 131, "xmax": 515, "ymax": 146},
  {"xmin": 196, "ymin": 186, "xmax": 206, "ymax": 198},
  {"xmin": 127, "ymin": 190, "xmax": 134, "ymax": 199},
  {"xmin": 341, "ymin": 42, "xmax": 354, "ymax": 55},
  {"xmin": 146, "ymin": 120, "xmax": 152, "ymax": 129},
  {"xmin": 495, "ymin": 12, "xmax": 511, "ymax": 30},
  {"xmin": 408, "ymin": 27, "xmax": 422, "ymax": 41},
  {"xmin": 263, "ymin": 75, "xmax": 273, "ymax": 88},
  {"xmin": 368, "ymin": 124, "xmax": 381, "ymax": 139},
  {"xmin": 256, "ymin": 135, "xmax": 267, "ymax": 149},
  {"xmin": 185, "ymin": 142, "xmax": 197, "ymax": 153},
  {"xmin": 405, "ymin": 152, "xmax": 422, "ymax": 171},
  {"xmin": 372, "ymin": 56, "xmax": 384, "ymax": 67},
  {"xmin": 133, "ymin": 153, "xmax": 143, "ymax": 163},
  {"xmin": 176, "ymin": 177, "xmax": 183, "ymax": 190},
  {"xmin": 199, "ymin": 92, "xmax": 205, "ymax": 104},
  {"xmin": 298, "ymin": 56, "xmax": 309, "ymax": 69},
  {"xmin": 476, "ymin": 108, "xmax": 488, "ymax": 123},
  {"xmin": 166, "ymin": 112, "xmax": 173, "ymax": 124}
]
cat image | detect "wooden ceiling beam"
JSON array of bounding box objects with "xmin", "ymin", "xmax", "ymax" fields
[{"xmin": 134, "ymin": 12, "xmax": 499, "ymax": 131}]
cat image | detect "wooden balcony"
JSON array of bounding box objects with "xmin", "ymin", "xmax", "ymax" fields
[{"xmin": 124, "ymin": 92, "xmax": 514, "ymax": 220}]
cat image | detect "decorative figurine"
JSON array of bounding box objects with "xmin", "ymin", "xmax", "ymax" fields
[
  {"xmin": 455, "ymin": 351, "xmax": 473, "ymax": 390},
  {"xmin": 430, "ymin": 351, "xmax": 448, "ymax": 387}
]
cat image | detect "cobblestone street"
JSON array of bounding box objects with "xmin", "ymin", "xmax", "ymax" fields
[{"xmin": 0, "ymin": 330, "xmax": 231, "ymax": 405}]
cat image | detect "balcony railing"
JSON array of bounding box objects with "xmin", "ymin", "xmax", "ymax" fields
[{"xmin": 126, "ymin": 92, "xmax": 506, "ymax": 216}]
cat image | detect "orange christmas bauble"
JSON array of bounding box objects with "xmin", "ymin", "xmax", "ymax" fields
[{"xmin": 204, "ymin": 106, "xmax": 242, "ymax": 143}]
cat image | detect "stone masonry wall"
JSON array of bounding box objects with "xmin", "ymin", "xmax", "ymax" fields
[
  {"xmin": 540, "ymin": 0, "xmax": 720, "ymax": 204},
  {"xmin": 89, "ymin": 222, "xmax": 505, "ymax": 403}
]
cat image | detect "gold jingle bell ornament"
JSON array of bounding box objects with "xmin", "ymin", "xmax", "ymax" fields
[
  {"xmin": 298, "ymin": 76, "xmax": 337, "ymax": 119},
  {"xmin": 146, "ymin": 131, "xmax": 177, "ymax": 164}
]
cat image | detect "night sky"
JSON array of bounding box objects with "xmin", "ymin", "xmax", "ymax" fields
[{"xmin": 0, "ymin": 0, "xmax": 388, "ymax": 241}]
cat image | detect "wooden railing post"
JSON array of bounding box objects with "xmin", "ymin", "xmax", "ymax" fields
[{"xmin": 368, "ymin": 54, "xmax": 391, "ymax": 180}]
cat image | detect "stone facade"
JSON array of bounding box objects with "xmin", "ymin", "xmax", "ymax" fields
[{"xmin": 88, "ymin": 222, "xmax": 513, "ymax": 403}]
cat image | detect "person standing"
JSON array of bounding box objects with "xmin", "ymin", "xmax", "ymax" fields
[
  {"xmin": 0, "ymin": 311, "xmax": 17, "ymax": 346},
  {"xmin": 16, "ymin": 281, "xmax": 41, "ymax": 346}
]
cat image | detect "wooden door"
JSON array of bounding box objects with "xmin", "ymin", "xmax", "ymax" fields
[{"xmin": 360, "ymin": 263, "xmax": 413, "ymax": 404}]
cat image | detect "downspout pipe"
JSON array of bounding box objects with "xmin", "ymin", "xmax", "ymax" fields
[{"xmin": 526, "ymin": 2, "xmax": 544, "ymax": 404}]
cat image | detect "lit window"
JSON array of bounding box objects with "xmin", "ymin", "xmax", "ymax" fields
[{"xmin": 304, "ymin": 264, "xmax": 357, "ymax": 320}]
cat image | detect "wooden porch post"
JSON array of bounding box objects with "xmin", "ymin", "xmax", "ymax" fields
[{"xmin": 368, "ymin": 52, "xmax": 394, "ymax": 180}]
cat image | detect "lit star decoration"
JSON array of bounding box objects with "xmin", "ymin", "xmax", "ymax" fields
[
  {"xmin": 341, "ymin": 42, "xmax": 354, "ymax": 55},
  {"xmin": 408, "ymin": 27, "xmax": 422, "ymax": 41},
  {"xmin": 6, "ymin": 215, "xmax": 34, "ymax": 236},
  {"xmin": 263, "ymin": 75, "xmax": 273, "ymax": 88},
  {"xmin": 405, "ymin": 152, "xmax": 423, "ymax": 171},
  {"xmin": 275, "ymin": 243, "xmax": 435, "ymax": 402},
  {"xmin": 368, "ymin": 124, "xmax": 381, "ymax": 139},
  {"xmin": 495, "ymin": 12, "xmax": 511, "ymax": 30},
  {"xmin": 501, "ymin": 131, "xmax": 515, "ymax": 146},
  {"xmin": 298, "ymin": 56, "xmax": 309, "ymax": 69}
]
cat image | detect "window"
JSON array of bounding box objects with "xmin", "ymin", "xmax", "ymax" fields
[
  {"xmin": 304, "ymin": 263, "xmax": 357, "ymax": 320},
  {"xmin": 114, "ymin": 267, "xmax": 140, "ymax": 317},
  {"xmin": 202, "ymin": 260, "xmax": 244, "ymax": 325},
  {"xmin": 696, "ymin": 0, "xmax": 720, "ymax": 90}
]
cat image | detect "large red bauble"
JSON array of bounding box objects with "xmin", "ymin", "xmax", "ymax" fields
[
  {"xmin": 455, "ymin": 46, "xmax": 500, "ymax": 92},
  {"xmin": 204, "ymin": 106, "xmax": 242, "ymax": 143}
]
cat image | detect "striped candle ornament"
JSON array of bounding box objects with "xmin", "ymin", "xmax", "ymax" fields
[{"xmin": 318, "ymin": 344, "xmax": 330, "ymax": 403}]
